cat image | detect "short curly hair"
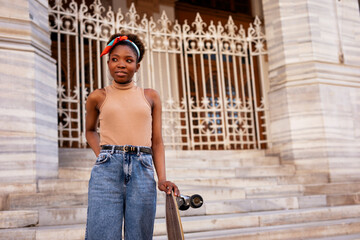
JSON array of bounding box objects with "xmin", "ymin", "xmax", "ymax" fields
[{"xmin": 107, "ymin": 33, "xmax": 145, "ymax": 63}]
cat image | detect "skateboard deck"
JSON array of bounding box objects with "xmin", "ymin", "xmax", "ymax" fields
[{"xmin": 165, "ymin": 191, "xmax": 185, "ymax": 240}]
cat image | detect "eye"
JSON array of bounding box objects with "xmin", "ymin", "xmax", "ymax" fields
[
  {"xmin": 111, "ymin": 58, "xmax": 118, "ymax": 62},
  {"xmin": 126, "ymin": 59, "xmax": 134, "ymax": 63}
]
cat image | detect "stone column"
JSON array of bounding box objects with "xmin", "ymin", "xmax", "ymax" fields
[
  {"xmin": 262, "ymin": 0, "xmax": 360, "ymax": 182},
  {"xmin": 0, "ymin": 0, "xmax": 58, "ymax": 182}
]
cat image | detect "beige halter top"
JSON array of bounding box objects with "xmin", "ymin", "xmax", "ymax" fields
[{"xmin": 99, "ymin": 80, "xmax": 152, "ymax": 147}]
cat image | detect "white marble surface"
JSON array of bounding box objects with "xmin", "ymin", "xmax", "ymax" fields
[
  {"xmin": 262, "ymin": 0, "xmax": 360, "ymax": 182},
  {"xmin": 0, "ymin": 0, "xmax": 57, "ymax": 182}
]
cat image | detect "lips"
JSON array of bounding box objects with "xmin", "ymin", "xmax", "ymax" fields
[{"xmin": 115, "ymin": 71, "xmax": 127, "ymax": 77}]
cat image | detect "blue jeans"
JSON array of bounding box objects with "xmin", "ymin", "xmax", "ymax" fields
[{"xmin": 85, "ymin": 146, "xmax": 157, "ymax": 240}]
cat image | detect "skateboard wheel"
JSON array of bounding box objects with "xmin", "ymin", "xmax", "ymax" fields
[
  {"xmin": 179, "ymin": 204, "xmax": 190, "ymax": 211},
  {"xmin": 190, "ymin": 194, "xmax": 203, "ymax": 208},
  {"xmin": 176, "ymin": 196, "xmax": 189, "ymax": 211},
  {"xmin": 176, "ymin": 194, "xmax": 204, "ymax": 211}
]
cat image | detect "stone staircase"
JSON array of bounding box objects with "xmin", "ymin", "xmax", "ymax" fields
[{"xmin": 1, "ymin": 149, "xmax": 360, "ymax": 240}]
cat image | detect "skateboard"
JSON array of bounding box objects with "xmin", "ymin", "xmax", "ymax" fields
[
  {"xmin": 165, "ymin": 192, "xmax": 204, "ymax": 240},
  {"xmin": 166, "ymin": 191, "xmax": 185, "ymax": 240}
]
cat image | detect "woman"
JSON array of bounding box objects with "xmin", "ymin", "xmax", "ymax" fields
[{"xmin": 85, "ymin": 33, "xmax": 180, "ymax": 240}]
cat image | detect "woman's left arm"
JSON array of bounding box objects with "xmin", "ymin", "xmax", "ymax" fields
[{"xmin": 145, "ymin": 88, "xmax": 180, "ymax": 196}]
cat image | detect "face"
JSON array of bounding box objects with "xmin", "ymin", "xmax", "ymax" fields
[{"xmin": 107, "ymin": 44, "xmax": 140, "ymax": 84}]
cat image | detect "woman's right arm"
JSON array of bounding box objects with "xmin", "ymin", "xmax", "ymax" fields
[{"xmin": 85, "ymin": 90, "xmax": 104, "ymax": 157}]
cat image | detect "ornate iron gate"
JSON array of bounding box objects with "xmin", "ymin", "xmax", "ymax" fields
[{"xmin": 49, "ymin": 0, "xmax": 270, "ymax": 150}]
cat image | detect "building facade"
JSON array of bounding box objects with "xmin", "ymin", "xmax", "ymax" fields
[{"xmin": 0, "ymin": 0, "xmax": 359, "ymax": 185}]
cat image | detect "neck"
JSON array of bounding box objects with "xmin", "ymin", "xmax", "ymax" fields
[{"xmin": 112, "ymin": 80, "xmax": 134, "ymax": 90}]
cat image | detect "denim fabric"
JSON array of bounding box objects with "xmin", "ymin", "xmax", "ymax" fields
[{"xmin": 85, "ymin": 146, "xmax": 157, "ymax": 240}]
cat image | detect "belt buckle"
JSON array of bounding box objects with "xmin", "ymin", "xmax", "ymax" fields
[{"xmin": 123, "ymin": 146, "xmax": 135, "ymax": 152}]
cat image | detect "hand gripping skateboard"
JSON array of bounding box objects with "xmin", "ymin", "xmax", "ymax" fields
[{"xmin": 165, "ymin": 192, "xmax": 204, "ymax": 240}]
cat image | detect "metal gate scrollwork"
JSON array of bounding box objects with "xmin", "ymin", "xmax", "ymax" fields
[{"xmin": 49, "ymin": 0, "xmax": 270, "ymax": 150}]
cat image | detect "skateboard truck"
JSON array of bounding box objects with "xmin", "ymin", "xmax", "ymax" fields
[{"xmin": 176, "ymin": 194, "xmax": 204, "ymax": 211}]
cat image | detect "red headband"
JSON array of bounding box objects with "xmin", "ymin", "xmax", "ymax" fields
[{"xmin": 100, "ymin": 36, "xmax": 140, "ymax": 59}]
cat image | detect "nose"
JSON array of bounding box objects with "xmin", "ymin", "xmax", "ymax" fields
[{"xmin": 116, "ymin": 59, "xmax": 126, "ymax": 68}]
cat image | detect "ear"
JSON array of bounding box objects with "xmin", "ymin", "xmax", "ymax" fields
[{"xmin": 135, "ymin": 63, "xmax": 140, "ymax": 72}]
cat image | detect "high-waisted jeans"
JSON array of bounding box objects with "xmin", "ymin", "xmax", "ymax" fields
[{"xmin": 85, "ymin": 146, "xmax": 157, "ymax": 240}]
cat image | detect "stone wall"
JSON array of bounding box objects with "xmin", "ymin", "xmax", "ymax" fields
[
  {"xmin": 0, "ymin": 0, "xmax": 58, "ymax": 182},
  {"xmin": 262, "ymin": 0, "xmax": 360, "ymax": 182}
]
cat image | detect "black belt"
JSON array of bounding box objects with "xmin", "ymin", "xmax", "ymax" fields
[{"xmin": 101, "ymin": 145, "xmax": 152, "ymax": 154}]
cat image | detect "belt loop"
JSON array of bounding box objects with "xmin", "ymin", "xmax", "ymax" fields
[
  {"xmin": 137, "ymin": 146, "xmax": 140, "ymax": 156},
  {"xmin": 111, "ymin": 145, "xmax": 115, "ymax": 155}
]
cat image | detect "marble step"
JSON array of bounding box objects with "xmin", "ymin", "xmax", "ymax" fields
[
  {"xmin": 36, "ymin": 205, "xmax": 200, "ymax": 226},
  {"xmin": 10, "ymin": 181, "xmax": 357, "ymax": 210},
  {"xmin": 9, "ymin": 179, "xmax": 360, "ymax": 211},
  {"xmin": 162, "ymin": 156, "xmax": 280, "ymax": 168},
  {"xmin": 174, "ymin": 176, "xmax": 279, "ymax": 187},
  {"xmin": 201, "ymin": 196, "xmax": 314, "ymax": 215},
  {"xmin": 327, "ymin": 193, "xmax": 360, "ymax": 206},
  {"xmin": 52, "ymin": 172, "xmax": 329, "ymax": 194},
  {"xmin": 306, "ymin": 233, "xmax": 360, "ymax": 240},
  {"xmin": 0, "ymin": 174, "xmax": 325, "ymax": 211},
  {"xmin": 59, "ymin": 148, "xmax": 278, "ymax": 168},
  {"xmin": 2, "ymin": 205, "xmax": 360, "ymax": 239},
  {"xmin": 164, "ymin": 149, "xmax": 266, "ymax": 159},
  {"xmin": 3, "ymin": 192, "xmax": 352, "ymax": 229},
  {"xmin": 0, "ymin": 219, "xmax": 360, "ymax": 240},
  {"xmin": 0, "ymin": 183, "xmax": 38, "ymax": 210},
  {"xmin": 5, "ymin": 186, "xmax": 244, "ymax": 210},
  {"xmin": 0, "ymin": 224, "xmax": 84, "ymax": 240},
  {"xmin": 58, "ymin": 167, "xmax": 238, "ymax": 180},
  {"xmin": 7, "ymin": 183, "xmax": 358, "ymax": 213},
  {"xmin": 59, "ymin": 149, "xmax": 266, "ymax": 162},
  {"xmin": 31, "ymin": 195, "xmax": 313, "ymax": 226},
  {"xmin": 174, "ymin": 173, "xmax": 328, "ymax": 186},
  {"xmin": 4, "ymin": 194, "xmax": 327, "ymax": 227},
  {"xmin": 276, "ymin": 173, "xmax": 328, "ymax": 185},
  {"xmin": 58, "ymin": 164, "xmax": 294, "ymax": 181},
  {"xmin": 36, "ymin": 177, "xmax": 280, "ymax": 194},
  {"xmin": 243, "ymin": 181, "xmax": 360, "ymax": 199},
  {"xmin": 6, "ymin": 193, "xmax": 88, "ymax": 210},
  {"xmin": 180, "ymin": 181, "xmax": 360, "ymax": 202},
  {"xmin": 304, "ymin": 182, "xmax": 360, "ymax": 195},
  {"xmin": 0, "ymin": 210, "xmax": 38, "ymax": 229},
  {"xmin": 3, "ymin": 205, "xmax": 360, "ymax": 239},
  {"xmin": 155, "ymin": 218, "xmax": 360, "ymax": 240},
  {"xmin": 37, "ymin": 179, "xmax": 89, "ymax": 194},
  {"xmin": 168, "ymin": 205, "xmax": 360, "ymax": 236},
  {"xmin": 0, "ymin": 227, "xmax": 35, "ymax": 240},
  {"xmin": 60, "ymin": 155, "xmax": 280, "ymax": 168},
  {"xmin": 257, "ymin": 205, "xmax": 360, "ymax": 227},
  {"xmin": 2, "ymin": 217, "xmax": 360, "ymax": 240},
  {"xmin": 244, "ymin": 184, "xmax": 304, "ymax": 199},
  {"xmin": 157, "ymin": 186, "xmax": 246, "ymax": 202},
  {"xmin": 0, "ymin": 182, "xmax": 36, "ymax": 195},
  {"xmin": 235, "ymin": 164, "xmax": 295, "ymax": 177},
  {"xmin": 143, "ymin": 195, "xmax": 329, "ymax": 218},
  {"xmin": 58, "ymin": 168, "xmax": 91, "ymax": 181},
  {"xmin": 38, "ymin": 208, "xmax": 87, "ymax": 227}
]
